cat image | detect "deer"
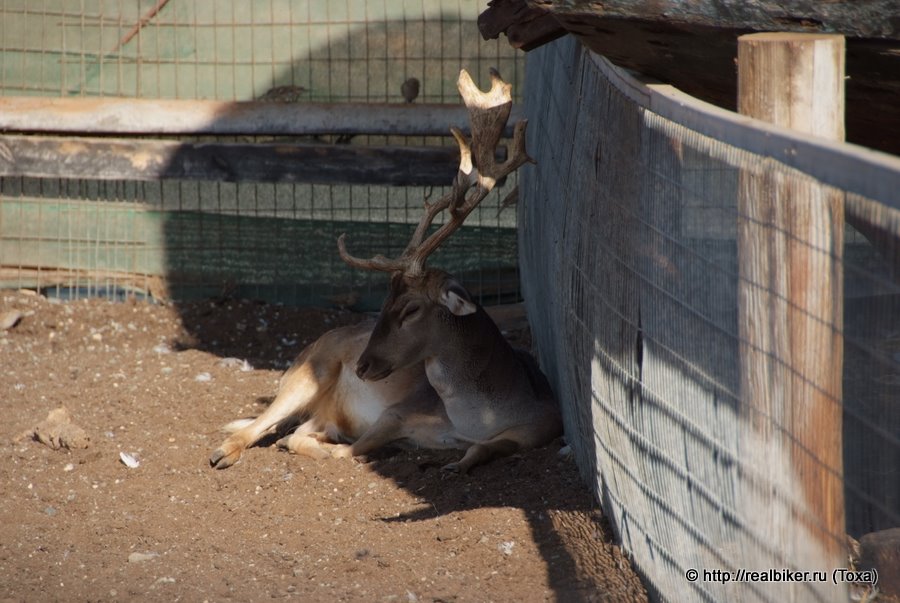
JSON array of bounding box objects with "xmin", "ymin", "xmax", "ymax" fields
[{"xmin": 209, "ymin": 68, "xmax": 562, "ymax": 474}]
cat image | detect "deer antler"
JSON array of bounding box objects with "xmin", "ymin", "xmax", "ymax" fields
[{"xmin": 338, "ymin": 68, "xmax": 533, "ymax": 276}]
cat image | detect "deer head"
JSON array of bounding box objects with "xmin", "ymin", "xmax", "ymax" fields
[{"xmin": 338, "ymin": 68, "xmax": 532, "ymax": 381}]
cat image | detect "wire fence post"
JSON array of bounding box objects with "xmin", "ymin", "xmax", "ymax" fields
[{"xmin": 737, "ymin": 32, "xmax": 847, "ymax": 572}]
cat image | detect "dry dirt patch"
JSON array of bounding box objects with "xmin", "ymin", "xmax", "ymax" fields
[{"xmin": 0, "ymin": 291, "xmax": 646, "ymax": 602}]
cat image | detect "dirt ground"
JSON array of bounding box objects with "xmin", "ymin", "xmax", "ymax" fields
[{"xmin": 0, "ymin": 290, "xmax": 647, "ymax": 603}]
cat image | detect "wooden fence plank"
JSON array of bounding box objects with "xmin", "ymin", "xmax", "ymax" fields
[
  {"xmin": 0, "ymin": 97, "xmax": 522, "ymax": 137},
  {"xmin": 0, "ymin": 135, "xmax": 505, "ymax": 186},
  {"xmin": 737, "ymin": 32, "xmax": 846, "ymax": 573}
]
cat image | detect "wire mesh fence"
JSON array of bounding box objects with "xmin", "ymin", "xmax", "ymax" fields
[
  {"xmin": 0, "ymin": 1, "xmax": 523, "ymax": 309},
  {"xmin": 520, "ymin": 36, "xmax": 900, "ymax": 602}
]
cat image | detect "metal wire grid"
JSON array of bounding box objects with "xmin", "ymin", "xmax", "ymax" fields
[
  {"xmin": 0, "ymin": 0, "xmax": 523, "ymax": 103},
  {"xmin": 0, "ymin": 1, "xmax": 524, "ymax": 308},
  {"xmin": 520, "ymin": 36, "xmax": 899, "ymax": 603}
]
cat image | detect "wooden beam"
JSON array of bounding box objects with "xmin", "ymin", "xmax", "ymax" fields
[
  {"xmin": 478, "ymin": 0, "xmax": 568, "ymax": 51},
  {"xmin": 736, "ymin": 32, "xmax": 846, "ymax": 568},
  {"xmin": 0, "ymin": 135, "xmax": 505, "ymax": 186},
  {"xmin": 487, "ymin": 5, "xmax": 900, "ymax": 155},
  {"xmin": 526, "ymin": 0, "xmax": 900, "ymax": 40},
  {"xmin": 0, "ymin": 97, "xmax": 523, "ymax": 138}
]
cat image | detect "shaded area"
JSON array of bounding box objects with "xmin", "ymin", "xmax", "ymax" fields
[
  {"xmin": 161, "ymin": 295, "xmax": 649, "ymax": 601},
  {"xmin": 162, "ymin": 214, "xmax": 519, "ymax": 309},
  {"xmin": 0, "ymin": 291, "xmax": 647, "ymax": 602}
]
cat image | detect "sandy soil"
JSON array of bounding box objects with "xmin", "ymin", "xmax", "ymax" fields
[{"xmin": 0, "ymin": 290, "xmax": 647, "ymax": 602}]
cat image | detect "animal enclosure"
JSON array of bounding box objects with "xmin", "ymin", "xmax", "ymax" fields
[
  {"xmin": 521, "ymin": 35, "xmax": 900, "ymax": 603},
  {"xmin": 0, "ymin": 1, "xmax": 523, "ymax": 310}
]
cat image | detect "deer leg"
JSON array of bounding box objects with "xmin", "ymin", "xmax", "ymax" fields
[
  {"xmin": 210, "ymin": 361, "xmax": 327, "ymax": 469},
  {"xmin": 275, "ymin": 419, "xmax": 332, "ymax": 461},
  {"xmin": 330, "ymin": 406, "xmax": 406, "ymax": 460},
  {"xmin": 332, "ymin": 392, "xmax": 454, "ymax": 460},
  {"xmin": 443, "ymin": 419, "xmax": 558, "ymax": 474},
  {"xmin": 442, "ymin": 438, "xmax": 519, "ymax": 475}
]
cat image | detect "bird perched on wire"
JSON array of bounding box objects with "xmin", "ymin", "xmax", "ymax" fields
[
  {"xmin": 401, "ymin": 77, "xmax": 420, "ymax": 103},
  {"xmin": 257, "ymin": 85, "xmax": 308, "ymax": 103}
]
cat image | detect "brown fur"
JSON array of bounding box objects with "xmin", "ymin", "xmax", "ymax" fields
[{"xmin": 210, "ymin": 271, "xmax": 561, "ymax": 473}]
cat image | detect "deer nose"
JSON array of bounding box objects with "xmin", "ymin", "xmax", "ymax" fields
[{"xmin": 355, "ymin": 359, "xmax": 370, "ymax": 380}]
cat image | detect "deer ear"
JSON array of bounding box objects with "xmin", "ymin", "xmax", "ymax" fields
[{"xmin": 440, "ymin": 281, "xmax": 477, "ymax": 316}]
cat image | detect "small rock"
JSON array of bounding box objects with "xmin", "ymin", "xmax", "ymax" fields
[
  {"xmin": 119, "ymin": 452, "xmax": 140, "ymax": 469},
  {"xmin": 194, "ymin": 372, "xmax": 212, "ymax": 382},
  {"xmin": 127, "ymin": 552, "xmax": 158, "ymax": 563},
  {"xmin": 217, "ymin": 357, "xmax": 254, "ymax": 372},
  {"xmin": 498, "ymin": 541, "xmax": 515, "ymax": 556},
  {"xmin": 22, "ymin": 407, "xmax": 90, "ymax": 450},
  {"xmin": 0, "ymin": 310, "xmax": 23, "ymax": 330}
]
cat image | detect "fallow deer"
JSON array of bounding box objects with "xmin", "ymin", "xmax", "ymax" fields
[{"xmin": 209, "ymin": 68, "xmax": 561, "ymax": 473}]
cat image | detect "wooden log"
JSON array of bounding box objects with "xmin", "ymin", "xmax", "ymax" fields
[
  {"xmin": 484, "ymin": 4, "xmax": 900, "ymax": 155},
  {"xmin": 736, "ymin": 32, "xmax": 846, "ymax": 568},
  {"xmin": 0, "ymin": 135, "xmax": 505, "ymax": 186},
  {"xmin": 478, "ymin": 0, "xmax": 568, "ymax": 51},
  {"xmin": 524, "ymin": 0, "xmax": 900, "ymax": 40},
  {"xmin": 0, "ymin": 97, "xmax": 522, "ymax": 138}
]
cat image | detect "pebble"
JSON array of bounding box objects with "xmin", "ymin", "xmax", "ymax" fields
[
  {"xmin": 119, "ymin": 452, "xmax": 140, "ymax": 469},
  {"xmin": 127, "ymin": 552, "xmax": 158, "ymax": 563},
  {"xmin": 0, "ymin": 310, "xmax": 23, "ymax": 330}
]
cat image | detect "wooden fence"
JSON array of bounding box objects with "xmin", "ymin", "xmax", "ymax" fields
[{"xmin": 520, "ymin": 35, "xmax": 900, "ymax": 602}]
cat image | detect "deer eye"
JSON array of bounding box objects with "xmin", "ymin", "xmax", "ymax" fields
[{"xmin": 399, "ymin": 303, "xmax": 421, "ymax": 323}]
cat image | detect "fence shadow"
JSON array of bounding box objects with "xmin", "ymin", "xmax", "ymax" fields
[{"xmin": 143, "ymin": 13, "xmax": 627, "ymax": 601}]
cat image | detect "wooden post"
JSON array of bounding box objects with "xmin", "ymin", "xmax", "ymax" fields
[{"xmin": 737, "ymin": 32, "xmax": 846, "ymax": 570}]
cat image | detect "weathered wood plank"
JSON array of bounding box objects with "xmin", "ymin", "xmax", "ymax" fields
[
  {"xmin": 485, "ymin": 3, "xmax": 900, "ymax": 154},
  {"xmin": 527, "ymin": 0, "xmax": 899, "ymax": 39},
  {"xmin": 0, "ymin": 135, "xmax": 506, "ymax": 186},
  {"xmin": 479, "ymin": 0, "xmax": 567, "ymax": 50},
  {"xmin": 0, "ymin": 97, "xmax": 522, "ymax": 138},
  {"xmin": 736, "ymin": 32, "xmax": 846, "ymax": 570},
  {"xmin": 586, "ymin": 53, "xmax": 900, "ymax": 210}
]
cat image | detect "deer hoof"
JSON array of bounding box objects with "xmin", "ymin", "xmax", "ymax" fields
[
  {"xmin": 209, "ymin": 445, "xmax": 242, "ymax": 469},
  {"xmin": 440, "ymin": 461, "xmax": 462, "ymax": 474},
  {"xmin": 330, "ymin": 444, "xmax": 354, "ymax": 459}
]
